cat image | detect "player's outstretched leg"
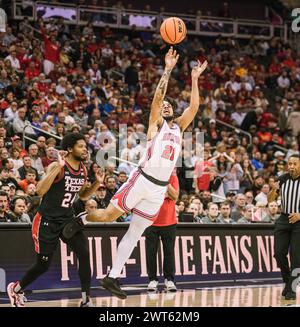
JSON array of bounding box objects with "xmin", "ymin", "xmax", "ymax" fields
[{"xmin": 101, "ymin": 214, "xmax": 153, "ymax": 299}]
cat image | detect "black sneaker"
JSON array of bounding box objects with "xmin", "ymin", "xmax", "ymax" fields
[
  {"xmin": 80, "ymin": 300, "xmax": 94, "ymax": 307},
  {"xmin": 282, "ymin": 283, "xmax": 289, "ymax": 297},
  {"xmin": 285, "ymin": 291, "xmax": 296, "ymax": 300},
  {"xmin": 101, "ymin": 276, "xmax": 127, "ymax": 299}
]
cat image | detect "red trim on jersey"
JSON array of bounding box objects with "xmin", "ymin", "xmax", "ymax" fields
[
  {"xmin": 65, "ymin": 161, "xmax": 82, "ymax": 175},
  {"xmin": 140, "ymin": 127, "xmax": 160, "ymax": 168},
  {"xmin": 32, "ymin": 212, "xmax": 41, "ymax": 253},
  {"xmin": 121, "ymin": 172, "xmax": 141, "ymax": 212},
  {"xmin": 114, "ymin": 170, "xmax": 139, "ymax": 196},
  {"xmin": 81, "ymin": 162, "xmax": 88, "ymax": 181},
  {"xmin": 112, "ymin": 171, "xmax": 140, "ymax": 213},
  {"xmin": 132, "ymin": 207, "xmax": 159, "ymax": 220},
  {"xmin": 53, "ymin": 166, "xmax": 65, "ymax": 184}
]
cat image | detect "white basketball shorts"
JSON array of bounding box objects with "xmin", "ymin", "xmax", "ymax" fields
[{"xmin": 110, "ymin": 169, "xmax": 167, "ymax": 220}]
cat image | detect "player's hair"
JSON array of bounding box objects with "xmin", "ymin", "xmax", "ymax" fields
[
  {"xmin": 61, "ymin": 133, "xmax": 86, "ymax": 152},
  {"xmin": 164, "ymin": 97, "xmax": 177, "ymax": 110}
]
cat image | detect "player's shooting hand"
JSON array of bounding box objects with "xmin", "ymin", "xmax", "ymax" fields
[
  {"xmin": 191, "ymin": 60, "xmax": 208, "ymax": 80},
  {"xmin": 165, "ymin": 47, "xmax": 179, "ymax": 70},
  {"xmin": 289, "ymin": 213, "xmax": 300, "ymax": 224},
  {"xmin": 57, "ymin": 150, "xmax": 67, "ymax": 167}
]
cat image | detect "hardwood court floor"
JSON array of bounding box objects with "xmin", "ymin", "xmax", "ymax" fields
[{"xmin": 0, "ymin": 284, "xmax": 299, "ymax": 307}]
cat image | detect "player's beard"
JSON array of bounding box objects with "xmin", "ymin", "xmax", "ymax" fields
[
  {"xmin": 73, "ymin": 154, "xmax": 85, "ymax": 162},
  {"xmin": 163, "ymin": 115, "xmax": 174, "ymax": 122}
]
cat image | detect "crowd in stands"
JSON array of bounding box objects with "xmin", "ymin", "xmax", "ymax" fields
[{"xmin": 0, "ymin": 3, "xmax": 298, "ymax": 224}]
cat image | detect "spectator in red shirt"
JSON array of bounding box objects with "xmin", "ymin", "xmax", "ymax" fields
[
  {"xmin": 145, "ymin": 170, "xmax": 179, "ymax": 292},
  {"xmin": 25, "ymin": 62, "xmax": 40, "ymax": 80},
  {"xmin": 41, "ymin": 147, "xmax": 57, "ymax": 169},
  {"xmin": 194, "ymin": 149, "xmax": 214, "ymax": 192},
  {"xmin": 18, "ymin": 169, "xmax": 38, "ymax": 192},
  {"xmin": 40, "ymin": 20, "xmax": 60, "ymax": 75}
]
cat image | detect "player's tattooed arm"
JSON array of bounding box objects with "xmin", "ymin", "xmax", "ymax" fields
[
  {"xmin": 157, "ymin": 69, "xmax": 171, "ymax": 98},
  {"xmin": 149, "ymin": 47, "xmax": 179, "ymax": 125}
]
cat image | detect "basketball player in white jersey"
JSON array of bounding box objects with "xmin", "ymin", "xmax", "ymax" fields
[{"xmin": 86, "ymin": 48, "xmax": 207, "ymax": 298}]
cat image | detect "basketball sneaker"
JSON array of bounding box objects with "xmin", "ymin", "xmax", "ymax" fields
[
  {"xmin": 164, "ymin": 279, "xmax": 177, "ymax": 292},
  {"xmin": 282, "ymin": 283, "xmax": 289, "ymax": 297},
  {"xmin": 80, "ymin": 299, "xmax": 95, "ymax": 307},
  {"xmin": 101, "ymin": 276, "xmax": 127, "ymax": 299},
  {"xmin": 285, "ymin": 291, "xmax": 296, "ymax": 300},
  {"xmin": 147, "ymin": 280, "xmax": 159, "ymax": 292},
  {"xmin": 7, "ymin": 282, "xmax": 27, "ymax": 307}
]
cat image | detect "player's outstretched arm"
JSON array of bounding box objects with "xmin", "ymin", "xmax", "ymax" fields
[
  {"xmin": 176, "ymin": 60, "xmax": 208, "ymax": 131},
  {"xmin": 36, "ymin": 152, "xmax": 66, "ymax": 196},
  {"xmin": 149, "ymin": 47, "xmax": 179, "ymax": 126}
]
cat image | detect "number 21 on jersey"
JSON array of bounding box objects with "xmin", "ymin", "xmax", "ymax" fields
[{"xmin": 162, "ymin": 145, "xmax": 175, "ymax": 161}]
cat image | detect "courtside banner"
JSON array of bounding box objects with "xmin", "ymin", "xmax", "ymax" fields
[{"xmin": 0, "ymin": 223, "xmax": 280, "ymax": 291}]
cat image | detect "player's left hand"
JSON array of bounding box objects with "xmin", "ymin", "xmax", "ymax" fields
[
  {"xmin": 289, "ymin": 213, "xmax": 300, "ymax": 224},
  {"xmin": 191, "ymin": 60, "xmax": 208, "ymax": 79},
  {"xmin": 95, "ymin": 168, "xmax": 105, "ymax": 184},
  {"xmin": 57, "ymin": 150, "xmax": 68, "ymax": 167}
]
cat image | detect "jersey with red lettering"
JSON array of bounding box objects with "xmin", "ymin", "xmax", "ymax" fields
[{"xmin": 139, "ymin": 120, "xmax": 182, "ymax": 182}]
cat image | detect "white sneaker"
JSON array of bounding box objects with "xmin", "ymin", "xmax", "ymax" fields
[
  {"xmin": 164, "ymin": 279, "xmax": 177, "ymax": 292},
  {"xmin": 7, "ymin": 282, "xmax": 27, "ymax": 307},
  {"xmin": 147, "ymin": 280, "xmax": 158, "ymax": 292}
]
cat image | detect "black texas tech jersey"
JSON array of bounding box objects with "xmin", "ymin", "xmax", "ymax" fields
[{"xmin": 39, "ymin": 161, "xmax": 87, "ymax": 221}]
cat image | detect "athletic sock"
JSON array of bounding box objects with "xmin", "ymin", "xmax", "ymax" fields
[
  {"xmin": 81, "ymin": 292, "xmax": 89, "ymax": 303},
  {"xmin": 109, "ymin": 215, "xmax": 152, "ymax": 279}
]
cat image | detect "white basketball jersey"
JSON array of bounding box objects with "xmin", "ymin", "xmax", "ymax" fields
[{"xmin": 138, "ymin": 120, "xmax": 182, "ymax": 181}]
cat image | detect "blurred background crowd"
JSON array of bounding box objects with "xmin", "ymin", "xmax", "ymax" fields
[{"xmin": 0, "ymin": 0, "xmax": 298, "ymax": 224}]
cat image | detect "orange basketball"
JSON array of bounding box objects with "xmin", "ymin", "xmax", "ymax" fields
[{"xmin": 160, "ymin": 17, "xmax": 187, "ymax": 45}]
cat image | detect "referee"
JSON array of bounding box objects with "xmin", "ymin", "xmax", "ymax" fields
[{"xmin": 268, "ymin": 154, "xmax": 300, "ymax": 300}]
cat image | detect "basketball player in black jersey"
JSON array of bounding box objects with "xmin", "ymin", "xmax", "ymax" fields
[{"xmin": 7, "ymin": 133, "xmax": 103, "ymax": 307}]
